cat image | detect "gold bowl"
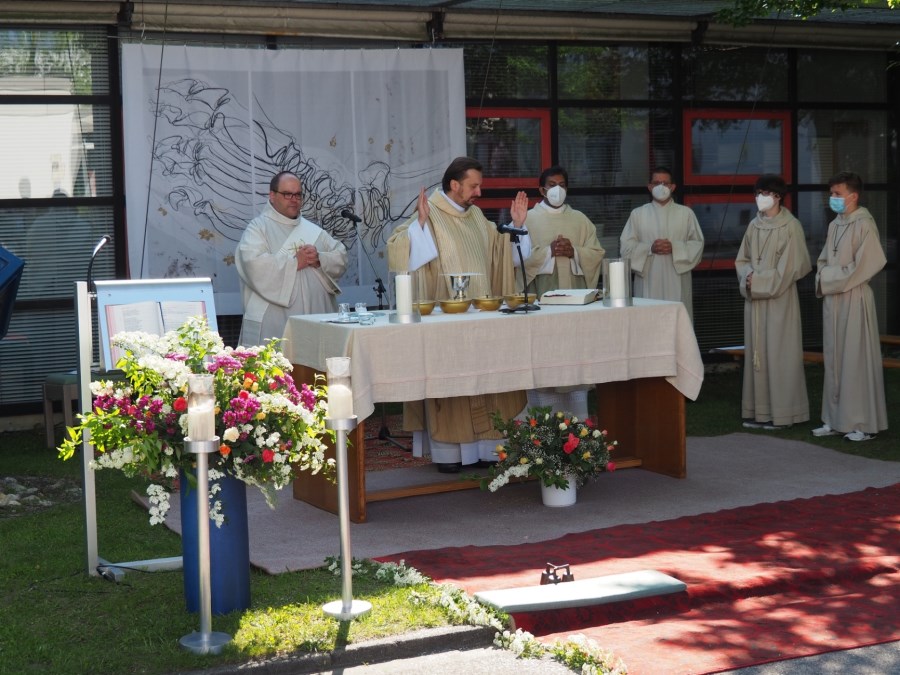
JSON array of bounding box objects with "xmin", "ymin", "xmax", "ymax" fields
[
  {"xmin": 439, "ymin": 298, "xmax": 472, "ymax": 314},
  {"xmin": 472, "ymin": 296, "xmax": 503, "ymax": 311},
  {"xmin": 414, "ymin": 300, "xmax": 436, "ymax": 316},
  {"xmin": 503, "ymin": 293, "xmax": 537, "ymax": 309}
]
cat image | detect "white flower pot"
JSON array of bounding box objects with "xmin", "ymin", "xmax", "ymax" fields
[{"xmin": 540, "ymin": 476, "xmax": 577, "ymax": 507}]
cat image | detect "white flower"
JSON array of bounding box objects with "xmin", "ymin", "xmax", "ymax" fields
[
  {"xmin": 559, "ymin": 423, "xmax": 567, "ymax": 431},
  {"xmin": 223, "ymin": 427, "xmax": 240, "ymax": 442}
]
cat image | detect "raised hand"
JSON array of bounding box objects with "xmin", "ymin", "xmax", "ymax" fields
[
  {"xmin": 416, "ymin": 187, "xmax": 430, "ymax": 227},
  {"xmin": 510, "ymin": 191, "xmax": 529, "ymax": 228}
]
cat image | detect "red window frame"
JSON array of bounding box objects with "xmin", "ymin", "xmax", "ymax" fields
[
  {"xmin": 682, "ymin": 109, "xmax": 792, "ymax": 186},
  {"xmin": 466, "ymin": 107, "xmax": 552, "ymax": 189}
]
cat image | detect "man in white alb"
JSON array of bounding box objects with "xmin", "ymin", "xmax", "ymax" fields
[
  {"xmin": 236, "ymin": 171, "xmax": 348, "ymax": 345},
  {"xmin": 619, "ymin": 167, "xmax": 704, "ymax": 320}
]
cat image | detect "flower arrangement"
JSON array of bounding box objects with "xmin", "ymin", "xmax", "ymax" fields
[
  {"xmin": 58, "ymin": 316, "xmax": 333, "ymax": 525},
  {"xmin": 485, "ymin": 406, "xmax": 616, "ymax": 492}
]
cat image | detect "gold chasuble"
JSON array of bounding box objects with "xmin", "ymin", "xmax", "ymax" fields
[{"xmin": 387, "ymin": 189, "xmax": 526, "ymax": 443}]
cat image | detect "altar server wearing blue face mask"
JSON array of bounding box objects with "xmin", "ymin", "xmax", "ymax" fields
[{"xmin": 812, "ymin": 172, "xmax": 887, "ymax": 442}]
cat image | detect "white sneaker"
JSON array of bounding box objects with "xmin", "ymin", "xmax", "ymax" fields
[
  {"xmin": 763, "ymin": 424, "xmax": 791, "ymax": 431},
  {"xmin": 844, "ymin": 430, "xmax": 874, "ymax": 442},
  {"xmin": 812, "ymin": 424, "xmax": 839, "ymax": 437},
  {"xmin": 742, "ymin": 421, "xmax": 765, "ymax": 429}
]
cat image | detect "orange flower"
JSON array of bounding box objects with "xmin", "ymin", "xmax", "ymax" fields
[
  {"xmin": 218, "ymin": 444, "xmax": 231, "ymax": 457},
  {"xmin": 529, "ymin": 417, "xmax": 537, "ymax": 427}
]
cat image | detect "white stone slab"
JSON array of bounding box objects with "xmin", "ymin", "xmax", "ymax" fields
[{"xmin": 473, "ymin": 570, "xmax": 686, "ymax": 613}]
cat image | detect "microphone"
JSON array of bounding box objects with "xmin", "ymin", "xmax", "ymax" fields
[
  {"xmin": 497, "ymin": 223, "xmax": 528, "ymax": 237},
  {"xmin": 87, "ymin": 234, "xmax": 113, "ymax": 295},
  {"xmin": 340, "ymin": 209, "xmax": 362, "ymax": 224}
]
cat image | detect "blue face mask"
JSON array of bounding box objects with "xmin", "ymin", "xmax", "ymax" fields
[{"xmin": 829, "ymin": 196, "xmax": 846, "ymax": 214}]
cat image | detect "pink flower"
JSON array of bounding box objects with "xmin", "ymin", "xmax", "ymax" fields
[
  {"xmin": 563, "ymin": 432, "xmax": 579, "ymax": 454},
  {"xmin": 607, "ymin": 461, "xmax": 616, "ymax": 472}
]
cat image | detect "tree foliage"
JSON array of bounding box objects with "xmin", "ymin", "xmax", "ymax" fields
[{"xmin": 717, "ymin": 0, "xmax": 898, "ymax": 26}]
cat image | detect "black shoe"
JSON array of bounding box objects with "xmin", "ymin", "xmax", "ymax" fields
[
  {"xmin": 436, "ymin": 462, "xmax": 462, "ymax": 474},
  {"xmin": 473, "ymin": 460, "xmax": 497, "ymax": 469}
]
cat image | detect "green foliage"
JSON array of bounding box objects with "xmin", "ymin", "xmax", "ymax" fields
[{"xmin": 717, "ymin": 0, "xmax": 897, "ymax": 26}]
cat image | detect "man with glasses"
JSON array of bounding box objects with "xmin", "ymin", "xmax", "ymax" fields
[
  {"xmin": 236, "ymin": 171, "xmax": 348, "ymax": 345},
  {"xmin": 619, "ymin": 167, "xmax": 704, "ymax": 320}
]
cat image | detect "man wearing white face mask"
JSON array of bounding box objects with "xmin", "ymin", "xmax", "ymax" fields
[
  {"xmin": 522, "ymin": 166, "xmax": 605, "ymax": 297},
  {"xmin": 521, "ymin": 166, "xmax": 606, "ymax": 419},
  {"xmin": 812, "ymin": 172, "xmax": 887, "ymax": 442},
  {"xmin": 619, "ymin": 167, "xmax": 704, "ymax": 319},
  {"xmin": 735, "ymin": 175, "xmax": 812, "ymax": 430}
]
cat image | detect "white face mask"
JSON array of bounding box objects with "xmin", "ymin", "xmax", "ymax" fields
[
  {"xmin": 545, "ymin": 185, "xmax": 566, "ymax": 208},
  {"xmin": 651, "ymin": 184, "xmax": 671, "ymax": 202},
  {"xmin": 755, "ymin": 194, "xmax": 776, "ymax": 212}
]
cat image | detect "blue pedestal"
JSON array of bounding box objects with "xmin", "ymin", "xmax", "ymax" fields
[{"xmin": 180, "ymin": 470, "xmax": 251, "ymax": 615}]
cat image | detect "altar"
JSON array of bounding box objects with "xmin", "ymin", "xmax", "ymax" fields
[{"xmin": 282, "ymin": 298, "xmax": 704, "ymax": 522}]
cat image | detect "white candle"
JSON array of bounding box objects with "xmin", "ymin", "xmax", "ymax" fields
[
  {"xmin": 328, "ymin": 383, "xmax": 354, "ymax": 419},
  {"xmin": 609, "ymin": 260, "xmax": 626, "ymax": 300},
  {"xmin": 187, "ymin": 400, "xmax": 216, "ymax": 440},
  {"xmin": 396, "ymin": 274, "xmax": 413, "ymax": 316}
]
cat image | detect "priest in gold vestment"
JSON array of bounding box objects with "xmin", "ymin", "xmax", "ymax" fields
[{"xmin": 387, "ymin": 157, "xmax": 531, "ymax": 471}]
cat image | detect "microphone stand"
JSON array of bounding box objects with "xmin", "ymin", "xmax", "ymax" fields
[
  {"xmin": 502, "ymin": 230, "xmax": 540, "ymax": 314},
  {"xmin": 351, "ymin": 216, "xmax": 411, "ymax": 451}
]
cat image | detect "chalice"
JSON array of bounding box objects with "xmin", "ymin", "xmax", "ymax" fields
[{"xmin": 448, "ymin": 273, "xmax": 472, "ymax": 300}]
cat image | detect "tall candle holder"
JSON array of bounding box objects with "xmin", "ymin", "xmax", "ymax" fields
[
  {"xmin": 602, "ymin": 258, "xmax": 632, "ymax": 308},
  {"xmin": 180, "ymin": 374, "xmax": 231, "ymax": 654},
  {"xmin": 323, "ymin": 357, "xmax": 372, "ymax": 621}
]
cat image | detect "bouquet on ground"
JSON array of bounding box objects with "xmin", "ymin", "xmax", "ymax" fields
[
  {"xmin": 59, "ymin": 316, "xmax": 334, "ymax": 525},
  {"xmin": 484, "ymin": 406, "xmax": 616, "ymax": 492}
]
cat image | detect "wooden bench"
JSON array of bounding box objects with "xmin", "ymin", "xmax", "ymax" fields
[{"xmin": 713, "ymin": 345, "xmax": 898, "ymax": 368}]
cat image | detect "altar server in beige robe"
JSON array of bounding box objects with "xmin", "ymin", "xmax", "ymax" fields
[
  {"xmin": 735, "ymin": 175, "xmax": 812, "ymax": 430},
  {"xmin": 522, "ymin": 165, "xmax": 605, "ymax": 296},
  {"xmin": 812, "ymin": 172, "xmax": 887, "ymax": 442},
  {"xmin": 620, "ymin": 167, "xmax": 704, "ymax": 320},
  {"xmin": 236, "ymin": 171, "xmax": 348, "ymax": 345},
  {"xmin": 387, "ymin": 156, "xmax": 530, "ymax": 471}
]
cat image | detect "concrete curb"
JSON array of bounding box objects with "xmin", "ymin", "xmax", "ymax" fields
[{"xmin": 176, "ymin": 625, "xmax": 497, "ymax": 675}]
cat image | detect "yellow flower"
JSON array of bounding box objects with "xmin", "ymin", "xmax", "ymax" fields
[
  {"xmin": 519, "ymin": 457, "xmax": 529, "ymax": 465},
  {"xmin": 582, "ymin": 451, "xmax": 591, "ymax": 460},
  {"xmin": 580, "ymin": 427, "xmax": 589, "ymax": 437},
  {"xmin": 256, "ymin": 411, "xmax": 266, "ymax": 420}
]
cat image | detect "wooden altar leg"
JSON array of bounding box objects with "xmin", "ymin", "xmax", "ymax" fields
[
  {"xmin": 291, "ymin": 364, "xmax": 368, "ymax": 523},
  {"xmin": 594, "ymin": 377, "xmax": 686, "ymax": 479}
]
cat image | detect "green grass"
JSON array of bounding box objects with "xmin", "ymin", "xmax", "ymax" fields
[
  {"xmin": 1, "ymin": 364, "xmax": 897, "ymax": 674},
  {"xmin": 688, "ymin": 364, "xmax": 899, "ymax": 461}
]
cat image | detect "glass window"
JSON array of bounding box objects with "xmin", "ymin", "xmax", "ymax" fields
[
  {"xmin": 682, "ymin": 46, "xmax": 789, "ymax": 102},
  {"xmin": 797, "ymin": 109, "xmax": 888, "ymax": 184},
  {"xmin": 685, "ymin": 111, "xmax": 790, "ymax": 184},
  {"xmin": 464, "ymin": 44, "xmax": 548, "ymax": 100},
  {"xmin": 0, "ymin": 29, "xmax": 109, "ymax": 96},
  {"xmin": 558, "ymin": 45, "xmax": 672, "ymax": 100},
  {"xmin": 797, "ymin": 50, "xmax": 886, "ymax": 103},
  {"xmin": 0, "ymin": 104, "xmax": 113, "ymax": 199},
  {"xmin": 559, "ymin": 108, "xmax": 674, "ymax": 188},
  {"xmin": 466, "ymin": 109, "xmax": 550, "ymax": 187},
  {"xmin": 687, "ymin": 196, "xmax": 755, "ymax": 269}
]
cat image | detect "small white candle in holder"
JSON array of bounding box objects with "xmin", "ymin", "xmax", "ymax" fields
[
  {"xmin": 187, "ymin": 400, "xmax": 216, "ymax": 440},
  {"xmin": 395, "ymin": 273, "xmax": 413, "ymax": 316},
  {"xmin": 325, "ymin": 356, "xmax": 354, "ymax": 419},
  {"xmin": 609, "ymin": 260, "xmax": 626, "ymax": 300},
  {"xmin": 328, "ymin": 383, "xmax": 354, "ymax": 419}
]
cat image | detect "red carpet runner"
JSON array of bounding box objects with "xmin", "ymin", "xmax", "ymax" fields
[{"xmin": 377, "ymin": 484, "xmax": 900, "ymax": 674}]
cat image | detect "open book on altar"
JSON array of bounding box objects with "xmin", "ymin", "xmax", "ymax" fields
[
  {"xmin": 104, "ymin": 300, "xmax": 207, "ymax": 364},
  {"xmin": 539, "ymin": 288, "xmax": 601, "ymax": 305}
]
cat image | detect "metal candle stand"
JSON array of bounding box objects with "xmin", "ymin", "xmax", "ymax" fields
[
  {"xmin": 179, "ymin": 437, "xmax": 232, "ymax": 654},
  {"xmin": 322, "ymin": 415, "xmax": 373, "ymax": 620}
]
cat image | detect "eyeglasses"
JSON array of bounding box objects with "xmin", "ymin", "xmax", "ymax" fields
[{"xmin": 276, "ymin": 191, "xmax": 302, "ymax": 201}]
